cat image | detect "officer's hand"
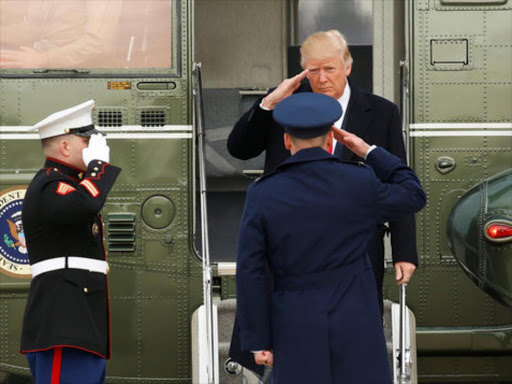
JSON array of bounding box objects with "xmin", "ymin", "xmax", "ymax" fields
[
  {"xmin": 331, "ymin": 127, "xmax": 370, "ymax": 158},
  {"xmin": 395, "ymin": 261, "xmax": 416, "ymax": 285},
  {"xmin": 261, "ymin": 69, "xmax": 309, "ymax": 110},
  {"xmin": 82, "ymin": 134, "xmax": 110, "ymax": 166},
  {"xmin": 254, "ymin": 350, "xmax": 273, "ymax": 367}
]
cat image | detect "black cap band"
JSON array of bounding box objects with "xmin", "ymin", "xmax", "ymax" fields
[{"xmin": 65, "ymin": 124, "xmax": 103, "ymax": 137}]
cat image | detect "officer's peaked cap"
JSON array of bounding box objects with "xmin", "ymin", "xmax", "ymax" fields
[
  {"xmin": 32, "ymin": 100, "xmax": 102, "ymax": 139},
  {"xmin": 273, "ymin": 93, "xmax": 342, "ymax": 138}
]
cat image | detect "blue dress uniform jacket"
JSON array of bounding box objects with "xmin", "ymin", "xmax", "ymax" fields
[
  {"xmin": 236, "ymin": 147, "xmax": 426, "ymax": 384},
  {"xmin": 20, "ymin": 157, "xmax": 121, "ymax": 359},
  {"xmin": 228, "ymin": 80, "xmax": 417, "ymax": 320}
]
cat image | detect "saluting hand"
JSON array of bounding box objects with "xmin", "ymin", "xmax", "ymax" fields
[
  {"xmin": 82, "ymin": 134, "xmax": 110, "ymax": 166},
  {"xmin": 261, "ymin": 69, "xmax": 309, "ymax": 110},
  {"xmin": 331, "ymin": 127, "xmax": 370, "ymax": 158},
  {"xmin": 254, "ymin": 350, "xmax": 274, "ymax": 367}
]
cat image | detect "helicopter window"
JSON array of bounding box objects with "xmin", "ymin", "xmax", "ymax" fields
[{"xmin": 0, "ymin": 0, "xmax": 176, "ymax": 72}]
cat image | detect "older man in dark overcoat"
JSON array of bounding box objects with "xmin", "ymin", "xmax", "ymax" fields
[{"xmin": 235, "ymin": 93, "xmax": 426, "ymax": 383}]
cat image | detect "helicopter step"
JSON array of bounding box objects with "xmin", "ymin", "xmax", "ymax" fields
[
  {"xmin": 192, "ymin": 298, "xmax": 263, "ymax": 384},
  {"xmin": 216, "ymin": 299, "xmax": 263, "ymax": 384}
]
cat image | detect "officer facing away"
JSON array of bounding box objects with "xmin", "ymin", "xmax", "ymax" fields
[
  {"xmin": 235, "ymin": 93, "xmax": 426, "ymax": 383},
  {"xmin": 20, "ymin": 100, "xmax": 121, "ymax": 383}
]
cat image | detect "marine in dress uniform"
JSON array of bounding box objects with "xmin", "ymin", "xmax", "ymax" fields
[
  {"xmin": 20, "ymin": 100, "xmax": 121, "ymax": 384},
  {"xmin": 235, "ymin": 93, "xmax": 426, "ymax": 383}
]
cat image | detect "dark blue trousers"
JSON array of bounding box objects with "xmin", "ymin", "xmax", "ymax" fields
[{"xmin": 26, "ymin": 347, "xmax": 105, "ymax": 384}]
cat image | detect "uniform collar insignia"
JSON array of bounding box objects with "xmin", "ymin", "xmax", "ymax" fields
[{"xmin": 45, "ymin": 158, "xmax": 84, "ymax": 180}]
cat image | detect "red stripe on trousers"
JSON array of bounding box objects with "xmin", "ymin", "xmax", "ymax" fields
[{"xmin": 51, "ymin": 347, "xmax": 63, "ymax": 384}]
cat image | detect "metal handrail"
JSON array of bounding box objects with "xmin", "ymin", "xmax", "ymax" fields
[
  {"xmin": 400, "ymin": 60, "xmax": 411, "ymax": 166},
  {"xmin": 402, "ymin": 0, "xmax": 412, "ymax": 167},
  {"xmin": 399, "ymin": 283, "xmax": 411, "ymax": 383},
  {"xmin": 193, "ymin": 62, "xmax": 218, "ymax": 384}
]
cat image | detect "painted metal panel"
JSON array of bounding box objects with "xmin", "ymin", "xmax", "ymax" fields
[{"xmin": 404, "ymin": 1, "xmax": 512, "ymax": 379}]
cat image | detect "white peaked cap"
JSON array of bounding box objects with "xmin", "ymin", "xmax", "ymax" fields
[{"xmin": 32, "ymin": 100, "xmax": 96, "ymax": 139}]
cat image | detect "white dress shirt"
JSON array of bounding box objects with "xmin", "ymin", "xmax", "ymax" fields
[{"xmin": 331, "ymin": 81, "xmax": 351, "ymax": 154}]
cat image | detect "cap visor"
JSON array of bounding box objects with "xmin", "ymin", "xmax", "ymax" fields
[{"xmin": 74, "ymin": 127, "xmax": 104, "ymax": 137}]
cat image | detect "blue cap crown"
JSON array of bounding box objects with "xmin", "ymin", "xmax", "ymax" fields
[{"xmin": 273, "ymin": 93, "xmax": 342, "ymax": 138}]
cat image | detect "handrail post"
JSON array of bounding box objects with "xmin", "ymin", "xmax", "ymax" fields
[
  {"xmin": 400, "ymin": 60, "xmax": 411, "ymax": 166},
  {"xmin": 193, "ymin": 61, "xmax": 218, "ymax": 384},
  {"xmin": 399, "ymin": 283, "xmax": 410, "ymax": 383}
]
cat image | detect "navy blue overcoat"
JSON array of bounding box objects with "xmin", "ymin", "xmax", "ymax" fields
[
  {"xmin": 236, "ymin": 146, "xmax": 426, "ymax": 384},
  {"xmin": 227, "ymin": 80, "xmax": 419, "ymax": 317}
]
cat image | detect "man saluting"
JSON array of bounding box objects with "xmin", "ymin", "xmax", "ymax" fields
[
  {"xmin": 235, "ymin": 93, "xmax": 426, "ymax": 383},
  {"xmin": 20, "ymin": 100, "xmax": 121, "ymax": 384}
]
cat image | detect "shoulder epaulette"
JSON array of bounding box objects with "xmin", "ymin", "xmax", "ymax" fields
[
  {"xmin": 44, "ymin": 167, "xmax": 62, "ymax": 176},
  {"xmin": 254, "ymin": 169, "xmax": 280, "ymax": 184}
]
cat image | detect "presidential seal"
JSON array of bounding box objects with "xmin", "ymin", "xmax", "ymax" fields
[{"xmin": 0, "ymin": 187, "xmax": 31, "ymax": 278}]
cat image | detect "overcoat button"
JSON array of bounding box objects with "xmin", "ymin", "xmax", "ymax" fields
[
  {"xmin": 83, "ymin": 287, "xmax": 89, "ymax": 294},
  {"xmin": 91, "ymin": 172, "xmax": 97, "ymax": 177}
]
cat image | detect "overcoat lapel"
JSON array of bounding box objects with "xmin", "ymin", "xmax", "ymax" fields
[{"xmin": 342, "ymin": 83, "xmax": 372, "ymax": 161}]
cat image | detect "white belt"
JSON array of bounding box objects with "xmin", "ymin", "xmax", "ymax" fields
[{"xmin": 30, "ymin": 257, "xmax": 108, "ymax": 278}]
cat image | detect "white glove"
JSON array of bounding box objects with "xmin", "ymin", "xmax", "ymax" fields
[{"xmin": 82, "ymin": 134, "xmax": 110, "ymax": 166}]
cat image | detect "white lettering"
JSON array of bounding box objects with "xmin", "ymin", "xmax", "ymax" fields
[{"xmin": 0, "ymin": 188, "xmax": 26, "ymax": 210}]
